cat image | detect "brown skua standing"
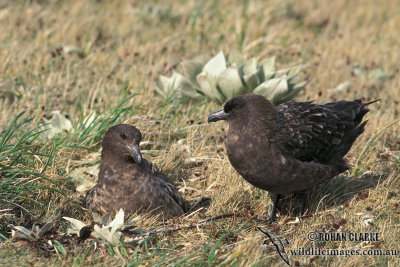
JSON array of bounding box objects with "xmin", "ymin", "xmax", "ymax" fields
[{"xmin": 208, "ymin": 93, "xmax": 377, "ymax": 221}]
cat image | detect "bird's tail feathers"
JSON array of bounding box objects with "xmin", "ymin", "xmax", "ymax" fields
[
  {"xmin": 337, "ymin": 120, "xmax": 368, "ymax": 159},
  {"xmin": 328, "ymin": 158, "xmax": 350, "ymax": 175}
]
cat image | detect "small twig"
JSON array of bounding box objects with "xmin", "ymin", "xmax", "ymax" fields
[
  {"xmin": 186, "ymin": 196, "xmax": 210, "ymax": 213},
  {"xmin": 134, "ymin": 212, "xmax": 271, "ymax": 236},
  {"xmin": 1, "ymin": 200, "xmax": 30, "ymax": 214},
  {"xmin": 0, "ymin": 209, "xmax": 13, "ymax": 213},
  {"xmin": 132, "ymin": 213, "xmax": 236, "ymax": 236},
  {"xmin": 184, "ymin": 207, "xmax": 205, "ymax": 219}
]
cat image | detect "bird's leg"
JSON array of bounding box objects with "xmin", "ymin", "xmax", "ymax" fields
[
  {"xmin": 296, "ymin": 193, "xmax": 307, "ymax": 217},
  {"xmin": 269, "ymin": 193, "xmax": 281, "ymax": 222}
]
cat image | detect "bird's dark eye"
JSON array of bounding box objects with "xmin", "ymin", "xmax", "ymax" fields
[
  {"xmin": 224, "ymin": 101, "xmax": 242, "ymax": 113},
  {"xmin": 120, "ymin": 133, "xmax": 127, "ymax": 139}
]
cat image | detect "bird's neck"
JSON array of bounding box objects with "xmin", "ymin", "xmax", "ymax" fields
[
  {"xmin": 97, "ymin": 151, "xmax": 138, "ymax": 185},
  {"xmin": 228, "ymin": 114, "xmax": 278, "ymax": 140},
  {"xmin": 101, "ymin": 148, "xmax": 133, "ymax": 164}
]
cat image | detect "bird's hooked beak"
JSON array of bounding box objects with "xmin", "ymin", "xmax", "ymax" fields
[
  {"xmin": 125, "ymin": 144, "xmax": 142, "ymax": 164},
  {"xmin": 208, "ymin": 110, "xmax": 229, "ymax": 123}
]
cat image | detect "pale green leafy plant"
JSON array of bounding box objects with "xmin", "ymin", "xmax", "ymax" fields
[
  {"xmin": 155, "ymin": 50, "xmax": 308, "ymax": 105},
  {"xmin": 39, "ymin": 111, "xmax": 72, "ymax": 139},
  {"xmin": 63, "ymin": 209, "xmax": 143, "ymax": 247},
  {"xmin": 10, "ymin": 221, "xmax": 54, "ymax": 241}
]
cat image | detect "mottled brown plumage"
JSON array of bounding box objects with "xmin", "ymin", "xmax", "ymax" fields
[
  {"xmin": 208, "ymin": 93, "xmax": 376, "ymax": 221},
  {"xmin": 83, "ymin": 124, "xmax": 185, "ymax": 219}
]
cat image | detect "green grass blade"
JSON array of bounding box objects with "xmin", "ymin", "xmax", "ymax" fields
[{"xmin": 354, "ymin": 119, "xmax": 400, "ymax": 175}]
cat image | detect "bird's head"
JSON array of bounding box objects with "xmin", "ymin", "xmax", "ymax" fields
[
  {"xmin": 208, "ymin": 93, "xmax": 276, "ymax": 124},
  {"xmin": 102, "ymin": 124, "xmax": 143, "ymax": 164}
]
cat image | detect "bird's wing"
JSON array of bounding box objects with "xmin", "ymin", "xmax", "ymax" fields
[
  {"xmin": 271, "ymin": 100, "xmax": 366, "ymax": 163},
  {"xmin": 159, "ymin": 179, "xmax": 186, "ymax": 212},
  {"xmin": 141, "ymin": 158, "xmax": 169, "ymax": 182},
  {"xmin": 141, "ymin": 157, "xmax": 182, "ymax": 206}
]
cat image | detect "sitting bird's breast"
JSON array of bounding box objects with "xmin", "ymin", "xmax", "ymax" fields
[{"xmin": 95, "ymin": 163, "xmax": 184, "ymax": 217}]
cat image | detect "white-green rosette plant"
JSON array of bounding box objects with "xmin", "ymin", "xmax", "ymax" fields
[{"xmin": 155, "ymin": 50, "xmax": 307, "ymax": 105}]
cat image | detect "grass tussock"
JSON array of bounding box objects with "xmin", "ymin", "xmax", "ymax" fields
[{"xmin": 0, "ymin": 0, "xmax": 399, "ymax": 266}]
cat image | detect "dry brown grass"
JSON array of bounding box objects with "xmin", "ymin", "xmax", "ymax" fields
[{"xmin": 0, "ymin": 0, "xmax": 399, "ymax": 266}]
